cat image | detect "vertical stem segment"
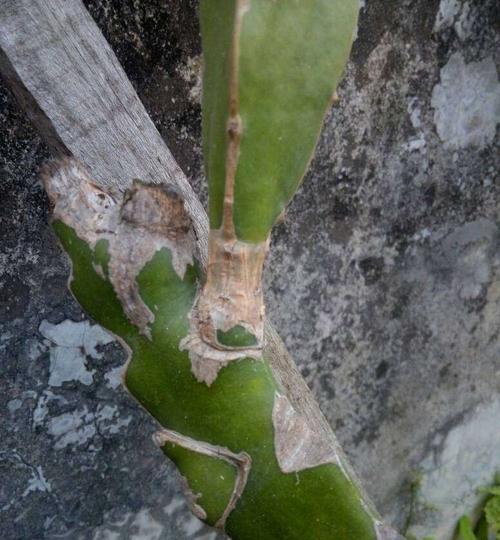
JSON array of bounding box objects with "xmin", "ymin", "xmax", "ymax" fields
[{"xmin": 189, "ymin": 0, "xmax": 362, "ymax": 360}]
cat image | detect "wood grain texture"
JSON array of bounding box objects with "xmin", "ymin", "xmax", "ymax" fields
[{"xmin": 0, "ymin": 0, "xmax": 377, "ymax": 518}]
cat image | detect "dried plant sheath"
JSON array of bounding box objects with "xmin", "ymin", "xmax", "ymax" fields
[
  {"xmin": 42, "ymin": 160, "xmax": 403, "ymax": 540},
  {"xmin": 190, "ymin": 0, "xmax": 361, "ymax": 356}
]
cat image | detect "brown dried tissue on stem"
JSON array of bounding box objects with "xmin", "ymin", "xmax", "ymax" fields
[
  {"xmin": 272, "ymin": 392, "xmax": 347, "ymax": 475},
  {"xmin": 182, "ymin": 0, "xmax": 269, "ymax": 386},
  {"xmin": 153, "ymin": 429, "xmax": 251, "ymax": 529},
  {"xmin": 42, "ymin": 159, "xmax": 197, "ymax": 339}
]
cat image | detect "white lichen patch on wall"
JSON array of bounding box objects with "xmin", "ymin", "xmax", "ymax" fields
[
  {"xmin": 434, "ymin": 0, "xmax": 460, "ymax": 31},
  {"xmin": 408, "ymin": 400, "xmax": 500, "ymax": 540},
  {"xmin": 431, "ymin": 53, "xmax": 500, "ymax": 149},
  {"xmin": 39, "ymin": 319, "xmax": 114, "ymax": 387},
  {"xmin": 22, "ymin": 465, "xmax": 52, "ymax": 497},
  {"xmin": 47, "ymin": 406, "xmax": 97, "ymax": 449},
  {"xmin": 48, "ymin": 345, "xmax": 95, "ymax": 386},
  {"xmin": 37, "ymin": 319, "xmax": 113, "ymax": 386},
  {"xmin": 403, "ymin": 97, "xmax": 427, "ymax": 153},
  {"xmin": 91, "ymin": 501, "xmax": 216, "ymax": 540},
  {"xmin": 176, "ymin": 55, "xmax": 203, "ymax": 104},
  {"xmin": 46, "ymin": 404, "xmax": 132, "ymax": 449},
  {"xmin": 105, "ymin": 365, "xmax": 124, "ymax": 389},
  {"xmin": 32, "ymin": 390, "xmax": 67, "ymax": 427},
  {"xmin": 96, "ymin": 404, "xmax": 132, "ymax": 435},
  {"xmin": 9, "ymin": 320, "xmax": 133, "ymax": 449},
  {"xmin": 179, "ymin": 513, "xmax": 205, "ymax": 536},
  {"xmin": 129, "ymin": 508, "xmax": 165, "ymax": 540},
  {"xmin": 92, "ymin": 508, "xmax": 166, "ymax": 540},
  {"xmin": 434, "ymin": 0, "xmax": 475, "ymax": 40}
]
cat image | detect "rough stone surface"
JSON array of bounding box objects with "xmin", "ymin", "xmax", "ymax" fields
[{"xmin": 0, "ymin": 1, "xmax": 498, "ymax": 539}]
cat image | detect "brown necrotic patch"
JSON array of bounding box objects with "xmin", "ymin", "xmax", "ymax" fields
[
  {"xmin": 42, "ymin": 158, "xmax": 196, "ymax": 337},
  {"xmin": 153, "ymin": 428, "xmax": 251, "ymax": 529},
  {"xmin": 272, "ymin": 392, "xmax": 344, "ymax": 474}
]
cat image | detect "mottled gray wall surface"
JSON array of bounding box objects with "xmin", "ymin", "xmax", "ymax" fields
[{"xmin": 1, "ymin": 1, "xmax": 498, "ymax": 539}]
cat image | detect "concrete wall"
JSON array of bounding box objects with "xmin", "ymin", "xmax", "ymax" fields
[{"xmin": 1, "ymin": 1, "xmax": 498, "ymax": 538}]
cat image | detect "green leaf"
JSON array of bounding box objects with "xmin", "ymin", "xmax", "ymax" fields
[
  {"xmin": 479, "ymin": 487, "xmax": 500, "ymax": 497},
  {"xmin": 484, "ymin": 496, "xmax": 500, "ymax": 533},
  {"xmin": 473, "ymin": 514, "xmax": 489, "ymax": 540},
  {"xmin": 458, "ymin": 515, "xmax": 478, "ymax": 540}
]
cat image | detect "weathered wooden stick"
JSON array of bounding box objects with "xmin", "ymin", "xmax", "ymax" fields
[{"xmin": 0, "ymin": 1, "xmax": 403, "ymax": 538}]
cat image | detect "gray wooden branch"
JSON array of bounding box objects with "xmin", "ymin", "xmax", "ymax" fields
[{"xmin": 0, "ymin": 0, "xmax": 375, "ymax": 513}]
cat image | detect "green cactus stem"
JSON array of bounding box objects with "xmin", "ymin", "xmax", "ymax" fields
[
  {"xmin": 42, "ymin": 159, "xmax": 403, "ymax": 540},
  {"xmin": 192, "ymin": 0, "xmax": 360, "ymax": 358}
]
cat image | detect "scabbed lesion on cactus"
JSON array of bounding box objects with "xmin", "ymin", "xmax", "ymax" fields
[{"xmin": 42, "ymin": 159, "xmax": 197, "ymax": 339}]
